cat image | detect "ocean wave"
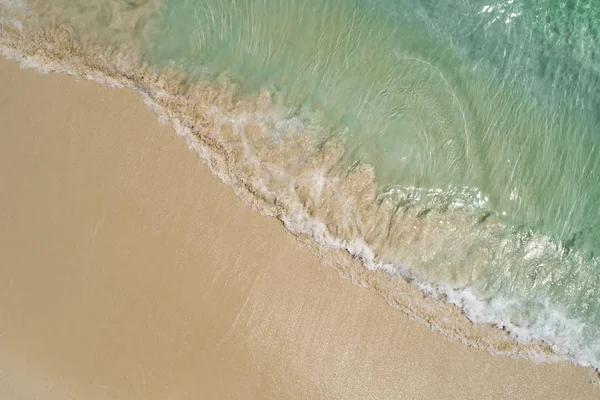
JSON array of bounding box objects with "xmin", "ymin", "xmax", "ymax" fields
[{"xmin": 2, "ymin": 0, "xmax": 599, "ymax": 372}]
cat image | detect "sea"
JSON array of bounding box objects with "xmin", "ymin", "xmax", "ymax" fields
[{"xmin": 1, "ymin": 0, "xmax": 599, "ymax": 370}]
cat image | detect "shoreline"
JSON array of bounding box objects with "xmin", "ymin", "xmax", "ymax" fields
[
  {"xmin": 0, "ymin": 24, "xmax": 573, "ymax": 366},
  {"xmin": 1, "ymin": 0, "xmax": 600, "ymax": 376},
  {"xmin": 0, "ymin": 56, "xmax": 598, "ymax": 399}
]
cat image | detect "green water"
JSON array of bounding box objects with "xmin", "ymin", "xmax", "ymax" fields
[
  {"xmin": 142, "ymin": 0, "xmax": 600, "ymax": 366},
  {"xmin": 145, "ymin": 0, "xmax": 600, "ymax": 253}
]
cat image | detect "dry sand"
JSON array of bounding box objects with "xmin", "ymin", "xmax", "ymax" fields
[{"xmin": 0, "ymin": 57, "xmax": 598, "ymax": 399}]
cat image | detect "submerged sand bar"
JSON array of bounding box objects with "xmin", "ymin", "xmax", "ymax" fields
[{"xmin": 0, "ymin": 58, "xmax": 598, "ymax": 399}]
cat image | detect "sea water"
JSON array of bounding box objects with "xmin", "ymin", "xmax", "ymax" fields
[{"xmin": 1, "ymin": 0, "xmax": 599, "ymax": 369}]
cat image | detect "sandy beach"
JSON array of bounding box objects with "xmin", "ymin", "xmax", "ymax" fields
[{"xmin": 0, "ymin": 57, "xmax": 597, "ymax": 399}]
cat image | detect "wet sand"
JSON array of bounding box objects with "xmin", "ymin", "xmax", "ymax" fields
[{"xmin": 0, "ymin": 57, "xmax": 598, "ymax": 399}]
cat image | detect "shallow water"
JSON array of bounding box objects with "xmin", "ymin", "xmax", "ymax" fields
[{"xmin": 2, "ymin": 0, "xmax": 600, "ymax": 369}]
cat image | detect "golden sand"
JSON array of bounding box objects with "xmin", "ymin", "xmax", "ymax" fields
[{"xmin": 0, "ymin": 57, "xmax": 598, "ymax": 399}]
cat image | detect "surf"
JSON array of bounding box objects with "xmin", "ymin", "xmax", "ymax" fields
[{"xmin": 2, "ymin": 0, "xmax": 599, "ymax": 370}]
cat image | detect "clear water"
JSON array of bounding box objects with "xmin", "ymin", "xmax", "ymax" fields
[
  {"xmin": 2, "ymin": 0, "xmax": 600, "ymax": 369},
  {"xmin": 145, "ymin": 0, "xmax": 600, "ymax": 365},
  {"xmin": 147, "ymin": 0, "xmax": 600, "ymax": 249}
]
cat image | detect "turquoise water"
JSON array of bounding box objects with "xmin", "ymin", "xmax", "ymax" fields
[
  {"xmin": 146, "ymin": 0, "xmax": 600, "ymax": 251},
  {"xmin": 143, "ymin": 0, "xmax": 600, "ymax": 365},
  {"xmin": 3, "ymin": 0, "xmax": 600, "ymax": 368}
]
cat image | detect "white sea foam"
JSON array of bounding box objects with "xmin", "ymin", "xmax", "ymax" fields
[{"xmin": 276, "ymin": 194, "xmax": 599, "ymax": 367}]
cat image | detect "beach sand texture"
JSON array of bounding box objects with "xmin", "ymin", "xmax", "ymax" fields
[{"xmin": 0, "ymin": 58, "xmax": 598, "ymax": 399}]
